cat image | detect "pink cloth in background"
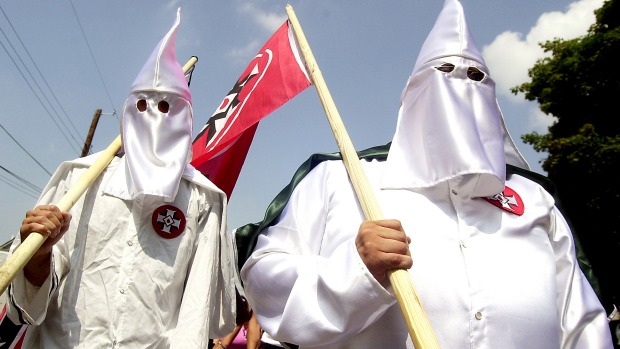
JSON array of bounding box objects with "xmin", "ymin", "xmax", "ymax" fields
[{"xmin": 228, "ymin": 328, "xmax": 246, "ymax": 349}]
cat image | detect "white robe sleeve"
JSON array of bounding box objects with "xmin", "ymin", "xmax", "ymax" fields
[
  {"xmin": 6, "ymin": 252, "xmax": 55, "ymax": 325},
  {"xmin": 551, "ymin": 207, "xmax": 614, "ymax": 348},
  {"xmin": 6, "ymin": 161, "xmax": 77, "ymax": 326},
  {"xmin": 241, "ymin": 161, "xmax": 397, "ymax": 347}
]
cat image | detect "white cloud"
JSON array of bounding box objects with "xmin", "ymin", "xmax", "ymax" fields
[
  {"xmin": 484, "ymin": 31, "xmax": 541, "ymax": 103},
  {"xmin": 228, "ymin": 40, "xmax": 262, "ymax": 64},
  {"xmin": 165, "ymin": 0, "xmax": 181, "ymax": 11},
  {"xmin": 228, "ymin": 2, "xmax": 286, "ymax": 63},
  {"xmin": 483, "ymin": 0, "xmax": 603, "ymax": 99},
  {"xmin": 483, "ymin": 0, "xmax": 603, "ymax": 130},
  {"xmin": 528, "ymin": 107, "xmax": 556, "ymax": 133},
  {"xmin": 237, "ymin": 3, "xmax": 286, "ymax": 32}
]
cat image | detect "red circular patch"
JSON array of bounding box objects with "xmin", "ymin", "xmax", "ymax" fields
[
  {"xmin": 151, "ymin": 205, "xmax": 186, "ymax": 239},
  {"xmin": 482, "ymin": 186, "xmax": 525, "ymax": 216}
]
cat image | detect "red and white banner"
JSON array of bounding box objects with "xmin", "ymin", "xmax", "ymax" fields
[
  {"xmin": 191, "ymin": 21, "xmax": 311, "ymax": 198},
  {"xmin": 0, "ymin": 304, "xmax": 27, "ymax": 349}
]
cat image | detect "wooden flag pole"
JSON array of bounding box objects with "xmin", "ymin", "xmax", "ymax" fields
[
  {"xmin": 0, "ymin": 56, "xmax": 199, "ymax": 295},
  {"xmin": 285, "ymin": 5, "xmax": 440, "ymax": 348}
]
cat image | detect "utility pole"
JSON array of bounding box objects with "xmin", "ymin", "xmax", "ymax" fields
[{"xmin": 81, "ymin": 109, "xmax": 102, "ymax": 157}]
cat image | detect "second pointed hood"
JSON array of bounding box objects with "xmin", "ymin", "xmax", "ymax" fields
[{"xmin": 381, "ymin": 0, "xmax": 529, "ymax": 198}]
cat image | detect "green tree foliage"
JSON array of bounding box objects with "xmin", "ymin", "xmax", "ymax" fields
[{"xmin": 513, "ymin": 0, "xmax": 620, "ymax": 312}]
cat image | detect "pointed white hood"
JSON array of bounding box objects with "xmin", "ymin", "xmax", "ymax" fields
[
  {"xmin": 105, "ymin": 8, "xmax": 193, "ymax": 201},
  {"xmin": 381, "ymin": 0, "xmax": 529, "ymax": 198}
]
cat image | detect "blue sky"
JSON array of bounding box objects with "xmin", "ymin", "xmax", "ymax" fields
[{"xmin": 0, "ymin": 0, "xmax": 604, "ymax": 244}]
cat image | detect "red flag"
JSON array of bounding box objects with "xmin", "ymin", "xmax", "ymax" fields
[
  {"xmin": 0, "ymin": 304, "xmax": 27, "ymax": 349},
  {"xmin": 191, "ymin": 21, "xmax": 311, "ymax": 198}
]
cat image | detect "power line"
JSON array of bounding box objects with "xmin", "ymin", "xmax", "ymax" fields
[
  {"xmin": 0, "ymin": 172, "xmax": 40, "ymax": 195},
  {"xmin": 0, "ymin": 20, "xmax": 82, "ymax": 154},
  {"xmin": 0, "ymin": 122, "xmax": 52, "ymax": 176},
  {"xmin": 0, "ymin": 175, "xmax": 39, "ymax": 200},
  {"xmin": 0, "ymin": 5, "xmax": 84, "ymax": 146},
  {"xmin": 0, "ymin": 40, "xmax": 82, "ymax": 154},
  {"xmin": 68, "ymin": 0, "xmax": 118, "ymax": 117},
  {"xmin": 0, "ymin": 175, "xmax": 39, "ymax": 199},
  {"xmin": 0, "ymin": 165, "xmax": 42, "ymax": 199}
]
